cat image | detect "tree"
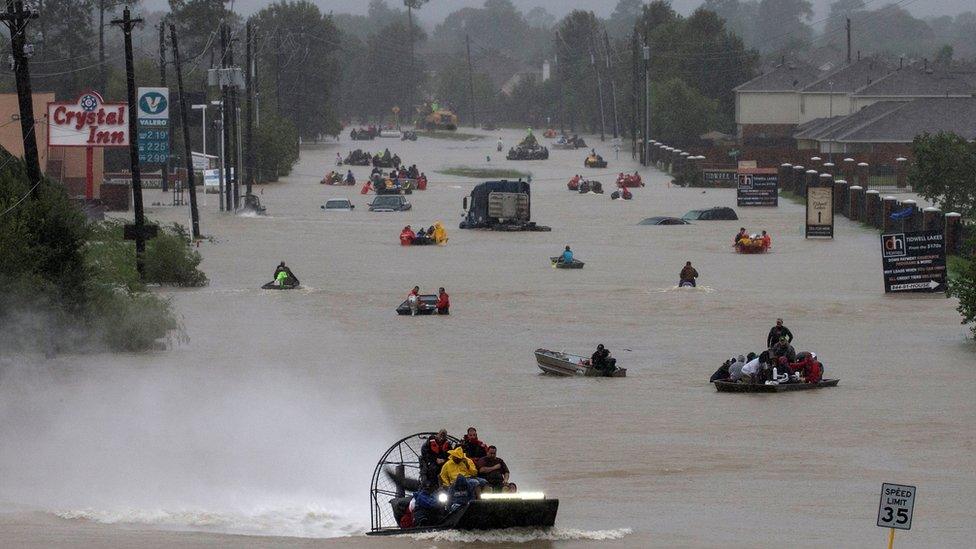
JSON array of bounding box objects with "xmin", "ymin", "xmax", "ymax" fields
[
  {"xmin": 950, "ymin": 255, "xmax": 976, "ymax": 338},
  {"xmin": 650, "ymin": 78, "xmax": 721, "ymax": 145},
  {"xmin": 606, "ymin": 0, "xmax": 643, "ymax": 38},
  {"xmin": 525, "ymin": 6, "xmax": 555, "ymax": 29},
  {"xmin": 360, "ymin": 20, "xmax": 427, "ymax": 121},
  {"xmin": 28, "ymin": 0, "xmax": 98, "ymax": 100},
  {"xmin": 757, "ymin": 0, "xmax": 814, "ymax": 54},
  {"xmin": 908, "ymin": 132, "xmax": 976, "ymax": 220},
  {"xmin": 251, "ymin": 1, "xmax": 341, "ymax": 139},
  {"xmin": 553, "ymin": 10, "xmax": 602, "ymax": 133},
  {"xmin": 434, "ymin": 58, "xmax": 495, "ymax": 124}
]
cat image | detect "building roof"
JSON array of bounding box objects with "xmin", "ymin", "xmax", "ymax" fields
[
  {"xmin": 801, "ymin": 57, "xmax": 891, "ymax": 93},
  {"xmin": 734, "ymin": 61, "xmax": 822, "ymax": 93},
  {"xmin": 795, "ymin": 97, "xmax": 976, "ymax": 144},
  {"xmin": 851, "ymin": 65, "xmax": 976, "ymax": 97}
]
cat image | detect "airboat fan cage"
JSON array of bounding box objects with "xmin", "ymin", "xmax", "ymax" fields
[{"xmin": 369, "ymin": 431, "xmax": 461, "ymax": 533}]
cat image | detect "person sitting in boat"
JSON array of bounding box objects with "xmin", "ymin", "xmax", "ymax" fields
[
  {"xmin": 432, "ymin": 221, "xmax": 448, "ymax": 245},
  {"xmin": 417, "ymin": 173, "xmax": 428, "ymax": 190},
  {"xmin": 734, "ymin": 227, "xmax": 748, "ymax": 245},
  {"xmin": 371, "ymin": 166, "xmax": 381, "ymax": 176},
  {"xmin": 620, "ymin": 186, "xmax": 633, "ymax": 200},
  {"xmin": 727, "ymin": 354, "xmax": 748, "ymax": 382},
  {"xmin": 345, "ymin": 170, "xmax": 355, "ymax": 184},
  {"xmin": 790, "ymin": 352, "xmax": 823, "ymax": 383},
  {"xmin": 476, "ymin": 445, "xmax": 510, "ymax": 492},
  {"xmin": 412, "ymin": 227, "xmax": 429, "ymax": 246},
  {"xmin": 407, "ymin": 286, "xmax": 422, "ymax": 315},
  {"xmin": 771, "ymin": 337, "xmax": 796, "ymax": 363},
  {"xmin": 420, "ymin": 429, "xmax": 453, "ymax": 484},
  {"xmin": 558, "ymin": 245, "xmax": 573, "ymax": 264},
  {"xmin": 400, "ymin": 226, "xmax": 415, "ymax": 246},
  {"xmin": 679, "ymin": 261, "xmax": 699, "ymax": 287},
  {"xmin": 440, "ymin": 447, "xmax": 486, "ymax": 497},
  {"xmin": 591, "ymin": 344, "xmax": 617, "ymax": 375},
  {"xmin": 405, "ymin": 481, "xmax": 443, "ymax": 528},
  {"xmin": 461, "ymin": 427, "xmax": 488, "ymax": 459},
  {"xmin": 711, "ymin": 357, "xmax": 733, "ymax": 382},
  {"xmin": 760, "ymin": 230, "xmax": 771, "ymax": 248},
  {"xmin": 739, "ymin": 351, "xmax": 767, "ymax": 383},
  {"xmin": 436, "ymin": 287, "xmax": 450, "ymax": 315}
]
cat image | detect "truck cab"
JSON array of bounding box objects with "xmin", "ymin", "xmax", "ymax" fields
[{"xmin": 460, "ymin": 180, "xmax": 549, "ymax": 231}]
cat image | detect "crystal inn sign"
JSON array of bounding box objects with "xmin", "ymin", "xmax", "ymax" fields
[
  {"xmin": 47, "ymin": 91, "xmax": 129, "ymax": 199},
  {"xmin": 48, "ymin": 91, "xmax": 129, "ymax": 147}
]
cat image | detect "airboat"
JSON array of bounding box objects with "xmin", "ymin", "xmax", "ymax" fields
[{"xmin": 367, "ymin": 432, "xmax": 559, "ymax": 536}]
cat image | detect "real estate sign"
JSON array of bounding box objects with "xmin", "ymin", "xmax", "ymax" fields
[
  {"xmin": 880, "ymin": 230, "xmax": 946, "ymax": 293},
  {"xmin": 806, "ymin": 186, "xmax": 834, "ymax": 238},
  {"xmin": 736, "ymin": 171, "xmax": 778, "ymax": 207}
]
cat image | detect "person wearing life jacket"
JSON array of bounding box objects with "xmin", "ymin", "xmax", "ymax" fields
[
  {"xmin": 407, "ymin": 286, "xmax": 422, "ymax": 315},
  {"xmin": 621, "ymin": 186, "xmax": 632, "ymax": 200},
  {"xmin": 417, "ymin": 173, "xmax": 428, "ymax": 190},
  {"xmin": 360, "ymin": 180, "xmax": 372, "ymax": 194},
  {"xmin": 760, "ymin": 230, "xmax": 771, "ymax": 249},
  {"xmin": 734, "ymin": 227, "xmax": 748, "ymax": 245},
  {"xmin": 273, "ymin": 262, "xmax": 296, "ymax": 286},
  {"xmin": 432, "ymin": 221, "xmax": 448, "ymax": 245},
  {"xmin": 460, "ymin": 427, "xmax": 488, "ymax": 459},
  {"xmin": 420, "ymin": 429, "xmax": 453, "ymax": 485},
  {"xmin": 400, "ymin": 226, "xmax": 415, "ymax": 246},
  {"xmin": 436, "ymin": 287, "xmax": 450, "ymax": 315}
]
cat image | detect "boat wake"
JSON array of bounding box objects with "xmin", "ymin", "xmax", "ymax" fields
[
  {"xmin": 56, "ymin": 505, "xmax": 366, "ymax": 539},
  {"xmin": 408, "ymin": 526, "xmax": 633, "ymax": 543},
  {"xmin": 650, "ymin": 285, "xmax": 716, "ymax": 293}
]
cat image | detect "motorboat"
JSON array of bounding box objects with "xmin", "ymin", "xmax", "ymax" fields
[{"xmin": 534, "ymin": 348, "xmax": 627, "ymax": 377}]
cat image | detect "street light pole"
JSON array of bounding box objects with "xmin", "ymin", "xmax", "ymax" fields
[
  {"xmin": 212, "ymin": 99, "xmax": 224, "ymax": 211},
  {"xmin": 643, "ymin": 43, "xmax": 650, "ymax": 166},
  {"xmin": 192, "ymin": 103, "xmax": 207, "ymax": 155}
]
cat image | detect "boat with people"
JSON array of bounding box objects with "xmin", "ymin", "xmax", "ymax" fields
[
  {"xmin": 534, "ymin": 348, "xmax": 627, "ymax": 377},
  {"xmin": 344, "ymin": 149, "xmax": 372, "ymax": 166},
  {"xmin": 350, "ymin": 127, "xmax": 377, "ymax": 140},
  {"xmin": 714, "ymin": 379, "xmax": 839, "ymax": 392},
  {"xmin": 262, "ymin": 262, "xmax": 299, "ymax": 289},
  {"xmin": 733, "ymin": 230, "xmax": 772, "ymax": 253},
  {"xmin": 584, "ymin": 151, "xmax": 607, "ymax": 168},
  {"xmin": 616, "ymin": 172, "xmax": 643, "ymax": 188},
  {"xmin": 551, "ymin": 134, "xmax": 587, "ymax": 150},
  {"xmin": 577, "ymin": 180, "xmax": 603, "ymax": 194},
  {"xmin": 367, "ymin": 432, "xmax": 558, "ymax": 536},
  {"xmin": 550, "ymin": 256, "xmax": 584, "ymax": 268}
]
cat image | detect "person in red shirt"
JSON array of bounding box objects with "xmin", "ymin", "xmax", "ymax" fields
[
  {"xmin": 436, "ymin": 287, "xmax": 450, "ymax": 315},
  {"xmin": 760, "ymin": 230, "xmax": 772, "ymax": 249},
  {"xmin": 400, "ymin": 226, "xmax": 415, "ymax": 246},
  {"xmin": 461, "ymin": 426, "xmax": 488, "ymax": 459}
]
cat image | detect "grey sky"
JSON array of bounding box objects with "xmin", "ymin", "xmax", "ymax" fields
[{"xmin": 147, "ymin": 1, "xmax": 973, "ymax": 23}]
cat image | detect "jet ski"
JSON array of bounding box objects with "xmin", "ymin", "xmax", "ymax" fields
[{"xmin": 550, "ymin": 256, "xmax": 584, "ymax": 269}]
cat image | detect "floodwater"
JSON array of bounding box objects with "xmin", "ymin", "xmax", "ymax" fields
[{"xmin": 1, "ymin": 127, "xmax": 973, "ymax": 548}]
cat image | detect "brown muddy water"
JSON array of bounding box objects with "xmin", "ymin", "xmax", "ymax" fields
[{"xmin": 1, "ymin": 127, "xmax": 973, "ymax": 548}]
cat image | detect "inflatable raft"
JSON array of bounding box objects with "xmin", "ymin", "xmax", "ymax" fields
[{"xmin": 735, "ymin": 237, "xmax": 769, "ymax": 254}]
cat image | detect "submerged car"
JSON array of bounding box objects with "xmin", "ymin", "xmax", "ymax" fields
[
  {"xmin": 681, "ymin": 207, "xmax": 738, "ymax": 221},
  {"xmin": 321, "ymin": 198, "xmax": 354, "ymax": 211},
  {"xmin": 639, "ymin": 216, "xmax": 690, "ymax": 225},
  {"xmin": 369, "ymin": 195, "xmax": 411, "ymax": 212}
]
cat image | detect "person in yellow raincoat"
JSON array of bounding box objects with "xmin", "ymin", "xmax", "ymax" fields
[
  {"xmin": 432, "ymin": 221, "xmax": 448, "ymax": 245},
  {"xmin": 439, "ymin": 447, "xmax": 486, "ymax": 495}
]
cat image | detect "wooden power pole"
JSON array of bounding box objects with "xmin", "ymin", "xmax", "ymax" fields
[
  {"xmin": 0, "ymin": 1, "xmax": 42, "ymax": 194},
  {"xmin": 170, "ymin": 24, "xmax": 201, "ymax": 240}
]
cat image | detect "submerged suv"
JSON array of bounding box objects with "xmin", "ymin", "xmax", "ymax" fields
[
  {"xmin": 369, "ymin": 195, "xmax": 411, "ymax": 212},
  {"xmin": 681, "ymin": 207, "xmax": 738, "ymax": 221}
]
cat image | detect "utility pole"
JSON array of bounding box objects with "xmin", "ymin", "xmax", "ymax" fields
[
  {"xmin": 98, "ymin": 0, "xmax": 106, "ymax": 93},
  {"xmin": 274, "ymin": 28, "xmax": 282, "ymax": 112},
  {"xmin": 221, "ymin": 23, "xmax": 232, "ymax": 211},
  {"xmin": 169, "ymin": 24, "xmax": 201, "ymax": 240},
  {"xmin": 465, "ymin": 34, "xmax": 476, "ymax": 128},
  {"xmin": 846, "ymin": 18, "xmax": 852, "ymax": 64},
  {"xmin": 245, "ymin": 21, "xmax": 254, "ymax": 196},
  {"xmin": 643, "ymin": 42, "xmax": 650, "ymax": 166},
  {"xmin": 603, "ymin": 30, "xmax": 619, "ymax": 139},
  {"xmin": 631, "ymin": 32, "xmax": 639, "ymax": 160},
  {"xmin": 112, "ymin": 6, "xmax": 147, "ymax": 278},
  {"xmin": 1, "ymin": 1, "xmax": 41, "ymax": 193},
  {"xmin": 590, "ymin": 46, "xmax": 606, "ymax": 142},
  {"xmin": 158, "ymin": 19, "xmax": 169, "ymax": 192},
  {"xmin": 228, "ymin": 33, "xmax": 239, "ymax": 210}
]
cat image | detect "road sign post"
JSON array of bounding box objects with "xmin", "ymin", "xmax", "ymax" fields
[{"xmin": 877, "ymin": 483, "xmax": 915, "ymax": 548}]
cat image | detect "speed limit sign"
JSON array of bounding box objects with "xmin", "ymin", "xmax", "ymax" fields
[{"xmin": 877, "ymin": 483, "xmax": 915, "ymax": 530}]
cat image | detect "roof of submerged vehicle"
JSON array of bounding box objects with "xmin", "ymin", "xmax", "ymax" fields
[{"xmin": 639, "ymin": 216, "xmax": 689, "ymax": 225}]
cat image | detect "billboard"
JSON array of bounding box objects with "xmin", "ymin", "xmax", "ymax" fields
[
  {"xmin": 702, "ymin": 169, "xmax": 736, "ymax": 188},
  {"xmin": 880, "ymin": 230, "xmax": 946, "ymax": 293},
  {"xmin": 47, "ymin": 91, "xmax": 129, "ymax": 147},
  {"xmin": 137, "ymin": 87, "xmax": 169, "ymax": 164}
]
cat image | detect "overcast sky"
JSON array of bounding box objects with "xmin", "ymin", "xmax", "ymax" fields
[{"xmin": 146, "ymin": 1, "xmax": 974, "ymax": 23}]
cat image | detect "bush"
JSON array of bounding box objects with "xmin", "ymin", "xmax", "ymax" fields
[
  {"xmin": 949, "ymin": 250, "xmax": 976, "ymax": 339},
  {"xmin": 145, "ymin": 223, "xmax": 208, "ymax": 287}
]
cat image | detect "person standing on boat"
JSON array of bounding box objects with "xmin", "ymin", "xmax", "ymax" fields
[
  {"xmin": 679, "ymin": 261, "xmax": 699, "ymax": 287},
  {"xmin": 767, "ymin": 318, "xmax": 794, "ymax": 349},
  {"xmin": 436, "ymin": 287, "xmax": 450, "ymax": 315}
]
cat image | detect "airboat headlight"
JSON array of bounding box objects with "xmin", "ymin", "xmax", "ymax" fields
[
  {"xmin": 481, "ymin": 491, "xmax": 545, "ymax": 500},
  {"xmin": 437, "ymin": 492, "xmax": 449, "ymax": 503}
]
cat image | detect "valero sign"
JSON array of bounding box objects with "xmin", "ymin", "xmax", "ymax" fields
[{"xmin": 47, "ymin": 91, "xmax": 129, "ymax": 148}]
